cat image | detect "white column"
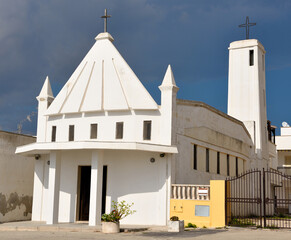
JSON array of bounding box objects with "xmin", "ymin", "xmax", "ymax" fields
[
  {"xmin": 46, "ymin": 151, "xmax": 61, "ymax": 224},
  {"xmin": 32, "ymin": 158, "xmax": 45, "ymax": 221},
  {"xmin": 166, "ymin": 155, "xmax": 172, "ymax": 224},
  {"xmin": 89, "ymin": 150, "xmax": 103, "ymax": 226}
]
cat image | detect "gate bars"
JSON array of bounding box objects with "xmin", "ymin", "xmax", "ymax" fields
[{"xmin": 226, "ymin": 168, "xmax": 291, "ymax": 229}]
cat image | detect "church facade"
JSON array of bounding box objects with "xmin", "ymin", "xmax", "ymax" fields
[{"xmin": 16, "ymin": 28, "xmax": 277, "ymax": 226}]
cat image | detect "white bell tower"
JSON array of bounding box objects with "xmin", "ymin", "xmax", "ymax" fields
[{"xmin": 227, "ymin": 39, "xmax": 268, "ymax": 166}]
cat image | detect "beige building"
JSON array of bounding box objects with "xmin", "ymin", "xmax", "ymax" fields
[
  {"xmin": 0, "ymin": 130, "xmax": 35, "ymax": 223},
  {"xmin": 276, "ymin": 125, "xmax": 291, "ymax": 175}
]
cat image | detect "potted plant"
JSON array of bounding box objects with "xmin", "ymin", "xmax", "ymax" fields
[
  {"xmin": 168, "ymin": 216, "xmax": 184, "ymax": 232},
  {"xmin": 101, "ymin": 200, "xmax": 136, "ymax": 233}
]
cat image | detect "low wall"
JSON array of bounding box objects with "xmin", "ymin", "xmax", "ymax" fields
[
  {"xmin": 170, "ymin": 180, "xmax": 225, "ymax": 228},
  {"xmin": 0, "ymin": 131, "xmax": 35, "ymax": 223}
]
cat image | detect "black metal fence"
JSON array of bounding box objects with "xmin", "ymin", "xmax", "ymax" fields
[{"xmin": 226, "ymin": 168, "xmax": 291, "ymax": 229}]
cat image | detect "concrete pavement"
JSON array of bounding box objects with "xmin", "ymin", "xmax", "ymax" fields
[{"xmin": 0, "ymin": 226, "xmax": 290, "ymax": 240}]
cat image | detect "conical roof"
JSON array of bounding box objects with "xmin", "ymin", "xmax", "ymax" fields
[
  {"xmin": 38, "ymin": 76, "xmax": 54, "ymax": 99},
  {"xmin": 160, "ymin": 65, "xmax": 177, "ymax": 88},
  {"xmin": 46, "ymin": 32, "xmax": 158, "ymax": 115}
]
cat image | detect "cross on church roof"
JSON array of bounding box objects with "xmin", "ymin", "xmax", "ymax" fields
[
  {"xmin": 101, "ymin": 9, "xmax": 111, "ymax": 32},
  {"xmin": 239, "ymin": 16, "xmax": 256, "ymax": 39}
]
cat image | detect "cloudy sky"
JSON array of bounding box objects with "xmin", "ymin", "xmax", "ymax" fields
[{"xmin": 1, "ymin": 0, "xmax": 291, "ymax": 135}]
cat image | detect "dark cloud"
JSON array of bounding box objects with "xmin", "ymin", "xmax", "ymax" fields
[{"xmin": 1, "ymin": 0, "xmax": 291, "ymax": 134}]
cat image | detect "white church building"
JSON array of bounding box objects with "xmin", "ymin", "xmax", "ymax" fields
[{"xmin": 16, "ymin": 24, "xmax": 278, "ymax": 225}]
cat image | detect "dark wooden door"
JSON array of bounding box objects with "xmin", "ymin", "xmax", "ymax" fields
[{"xmin": 79, "ymin": 166, "xmax": 91, "ymax": 221}]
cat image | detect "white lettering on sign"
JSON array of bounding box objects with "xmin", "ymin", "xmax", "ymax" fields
[{"xmin": 197, "ymin": 187, "xmax": 208, "ymax": 196}]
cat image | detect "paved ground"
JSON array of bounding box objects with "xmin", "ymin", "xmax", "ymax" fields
[{"xmin": 0, "ymin": 227, "xmax": 290, "ymax": 240}]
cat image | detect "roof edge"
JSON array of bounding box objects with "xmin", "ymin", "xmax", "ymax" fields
[{"xmin": 177, "ymin": 99, "xmax": 252, "ymax": 140}]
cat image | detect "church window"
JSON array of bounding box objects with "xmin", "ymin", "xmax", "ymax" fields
[
  {"xmin": 143, "ymin": 121, "xmax": 152, "ymax": 140},
  {"xmin": 69, "ymin": 125, "xmax": 75, "ymax": 141},
  {"xmin": 116, "ymin": 122, "xmax": 123, "ymax": 139},
  {"xmin": 227, "ymin": 154, "xmax": 230, "ymax": 176},
  {"xmin": 249, "ymin": 50, "xmax": 254, "ymax": 66},
  {"xmin": 193, "ymin": 144, "xmax": 197, "ymax": 170},
  {"xmin": 235, "ymin": 157, "xmax": 238, "ymax": 176},
  {"xmin": 51, "ymin": 126, "xmax": 56, "ymax": 142},
  {"xmin": 206, "ymin": 148, "xmax": 209, "ymax": 172},
  {"xmin": 90, "ymin": 124, "xmax": 98, "ymax": 139},
  {"xmin": 217, "ymin": 152, "xmax": 220, "ymax": 174}
]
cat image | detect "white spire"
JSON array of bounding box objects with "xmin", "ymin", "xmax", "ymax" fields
[
  {"xmin": 45, "ymin": 33, "xmax": 157, "ymax": 115},
  {"xmin": 38, "ymin": 76, "xmax": 54, "ymax": 99},
  {"xmin": 159, "ymin": 65, "xmax": 178, "ymax": 90},
  {"xmin": 95, "ymin": 32, "xmax": 114, "ymax": 42}
]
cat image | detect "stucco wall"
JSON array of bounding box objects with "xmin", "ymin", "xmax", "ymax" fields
[
  {"xmin": 45, "ymin": 110, "xmax": 162, "ymax": 145},
  {"xmin": 277, "ymin": 151, "xmax": 291, "ymax": 175},
  {"xmin": 35, "ymin": 149, "xmax": 170, "ymax": 225},
  {"xmin": 0, "ymin": 131, "xmax": 35, "ymax": 222},
  {"xmin": 174, "ymin": 101, "xmax": 252, "ymax": 185}
]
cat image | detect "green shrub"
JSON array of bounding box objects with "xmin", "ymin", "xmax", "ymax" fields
[{"xmin": 186, "ymin": 223, "xmax": 197, "ymax": 228}]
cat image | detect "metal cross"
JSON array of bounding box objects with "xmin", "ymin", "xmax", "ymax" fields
[
  {"xmin": 101, "ymin": 9, "xmax": 111, "ymax": 32},
  {"xmin": 239, "ymin": 16, "xmax": 256, "ymax": 39}
]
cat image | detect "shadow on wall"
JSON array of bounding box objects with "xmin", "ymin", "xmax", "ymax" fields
[{"xmin": 0, "ymin": 192, "xmax": 32, "ymax": 219}]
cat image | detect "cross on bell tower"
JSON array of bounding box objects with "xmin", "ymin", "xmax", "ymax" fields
[
  {"xmin": 239, "ymin": 16, "xmax": 256, "ymax": 39},
  {"xmin": 101, "ymin": 9, "xmax": 111, "ymax": 32}
]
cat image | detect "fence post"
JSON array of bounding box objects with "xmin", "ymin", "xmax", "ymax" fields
[
  {"xmin": 225, "ymin": 180, "xmax": 227, "ymax": 226},
  {"xmin": 262, "ymin": 168, "xmax": 266, "ymax": 227}
]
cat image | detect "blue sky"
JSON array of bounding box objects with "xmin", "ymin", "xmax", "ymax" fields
[{"xmin": 1, "ymin": 0, "xmax": 291, "ymax": 135}]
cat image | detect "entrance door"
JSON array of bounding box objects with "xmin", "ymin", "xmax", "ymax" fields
[
  {"xmin": 78, "ymin": 166, "xmax": 91, "ymax": 221},
  {"xmin": 101, "ymin": 165, "xmax": 108, "ymax": 215}
]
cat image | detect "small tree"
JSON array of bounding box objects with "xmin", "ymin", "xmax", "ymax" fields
[{"xmin": 101, "ymin": 200, "xmax": 136, "ymax": 223}]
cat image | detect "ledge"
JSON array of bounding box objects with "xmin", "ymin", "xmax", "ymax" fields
[{"xmin": 16, "ymin": 141, "xmax": 178, "ymax": 156}]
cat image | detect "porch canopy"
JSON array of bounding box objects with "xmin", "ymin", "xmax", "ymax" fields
[{"xmin": 16, "ymin": 141, "xmax": 178, "ymax": 157}]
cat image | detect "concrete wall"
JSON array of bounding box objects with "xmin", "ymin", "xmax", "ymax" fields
[
  {"xmin": 277, "ymin": 151, "xmax": 291, "ymax": 175},
  {"xmin": 170, "ymin": 180, "xmax": 225, "ymax": 228},
  {"xmin": 227, "ymin": 40, "xmax": 269, "ymax": 168},
  {"xmin": 0, "ymin": 131, "xmax": 35, "ymax": 222},
  {"xmin": 174, "ymin": 100, "xmax": 252, "ymax": 185},
  {"xmin": 34, "ymin": 149, "xmax": 170, "ymax": 226},
  {"xmin": 274, "ymin": 129, "xmax": 291, "ymax": 174},
  {"xmin": 45, "ymin": 110, "xmax": 163, "ymax": 145}
]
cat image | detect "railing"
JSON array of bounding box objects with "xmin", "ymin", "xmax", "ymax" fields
[{"xmin": 171, "ymin": 184, "xmax": 210, "ymax": 200}]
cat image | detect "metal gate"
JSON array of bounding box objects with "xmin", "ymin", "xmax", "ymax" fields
[{"xmin": 226, "ymin": 168, "xmax": 291, "ymax": 228}]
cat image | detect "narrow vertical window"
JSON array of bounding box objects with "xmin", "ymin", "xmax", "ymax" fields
[
  {"xmin": 227, "ymin": 154, "xmax": 230, "ymax": 176},
  {"xmin": 262, "ymin": 55, "xmax": 265, "ymax": 70},
  {"xmin": 193, "ymin": 144, "xmax": 197, "ymax": 170},
  {"xmin": 217, "ymin": 152, "xmax": 220, "ymax": 174},
  {"xmin": 206, "ymin": 148, "xmax": 209, "ymax": 172},
  {"xmin": 69, "ymin": 125, "xmax": 75, "ymax": 141},
  {"xmin": 51, "ymin": 126, "xmax": 56, "ymax": 142},
  {"xmin": 116, "ymin": 122, "xmax": 123, "ymax": 139},
  {"xmin": 236, "ymin": 157, "xmax": 238, "ymax": 176},
  {"xmin": 143, "ymin": 121, "xmax": 152, "ymax": 140},
  {"xmin": 249, "ymin": 50, "xmax": 254, "ymax": 66},
  {"xmin": 90, "ymin": 124, "xmax": 98, "ymax": 139}
]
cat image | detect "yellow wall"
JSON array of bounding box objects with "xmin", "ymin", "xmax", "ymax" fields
[{"xmin": 170, "ymin": 180, "xmax": 225, "ymax": 228}]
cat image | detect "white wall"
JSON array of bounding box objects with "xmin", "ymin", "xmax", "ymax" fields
[
  {"xmin": 281, "ymin": 127, "xmax": 291, "ymax": 136},
  {"xmin": 174, "ymin": 101, "xmax": 252, "ymax": 185},
  {"xmin": 0, "ymin": 131, "xmax": 35, "ymax": 222},
  {"xmin": 45, "ymin": 110, "xmax": 162, "ymax": 145},
  {"xmin": 35, "ymin": 149, "xmax": 169, "ymax": 225},
  {"xmin": 227, "ymin": 39, "xmax": 269, "ymax": 166},
  {"xmin": 105, "ymin": 150, "xmax": 168, "ymax": 225}
]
